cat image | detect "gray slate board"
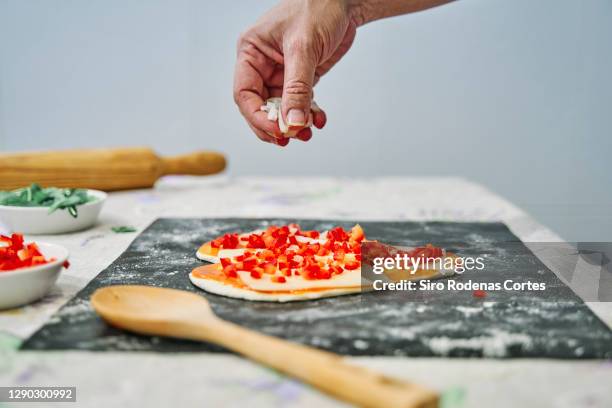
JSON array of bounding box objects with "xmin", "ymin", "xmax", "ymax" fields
[{"xmin": 22, "ymin": 218, "xmax": 612, "ymax": 358}]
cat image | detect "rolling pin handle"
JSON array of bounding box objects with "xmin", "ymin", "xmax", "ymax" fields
[{"xmin": 161, "ymin": 151, "xmax": 226, "ymax": 176}]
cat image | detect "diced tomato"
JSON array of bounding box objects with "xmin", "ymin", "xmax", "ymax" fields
[
  {"xmin": 0, "ymin": 234, "xmax": 54, "ymax": 271},
  {"xmin": 329, "ymin": 265, "xmax": 343, "ymax": 275},
  {"xmin": 304, "ymin": 263, "xmax": 321, "ymax": 279},
  {"xmin": 263, "ymin": 234, "xmax": 275, "ymax": 248},
  {"xmin": 473, "ymin": 289, "xmax": 487, "ymax": 298},
  {"xmin": 318, "ymin": 268, "xmax": 332, "ymax": 279},
  {"xmin": 31, "ymin": 255, "xmax": 47, "ymax": 265},
  {"xmin": 221, "ymin": 233, "xmax": 239, "ymax": 249},
  {"xmin": 328, "ymin": 227, "xmax": 349, "ymax": 242},
  {"xmin": 301, "ymin": 230, "xmax": 320, "ymax": 239},
  {"xmin": 262, "ymin": 262, "xmax": 277, "ymax": 274},
  {"xmin": 10, "ymin": 233, "xmax": 24, "ymax": 250},
  {"xmin": 247, "ymin": 234, "xmax": 266, "ymax": 248},
  {"xmin": 272, "ymin": 276, "xmax": 287, "ymax": 283},
  {"xmin": 272, "ymin": 235, "xmax": 287, "ymax": 249},
  {"xmin": 242, "ymin": 258, "xmax": 257, "ymax": 270},
  {"xmin": 349, "ymin": 224, "xmax": 365, "ymax": 243},
  {"xmin": 223, "ymin": 264, "xmax": 238, "ymax": 278},
  {"xmin": 333, "ymin": 249, "xmax": 346, "ymax": 262},
  {"xmin": 207, "ymin": 224, "xmax": 371, "ymax": 282},
  {"xmin": 257, "ymin": 249, "xmax": 272, "ymax": 258}
]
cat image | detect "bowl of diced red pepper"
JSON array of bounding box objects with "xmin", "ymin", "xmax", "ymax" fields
[{"xmin": 0, "ymin": 233, "xmax": 69, "ymax": 309}]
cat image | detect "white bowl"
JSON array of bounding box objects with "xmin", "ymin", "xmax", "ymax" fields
[
  {"xmin": 0, "ymin": 189, "xmax": 107, "ymax": 234},
  {"xmin": 0, "ymin": 242, "xmax": 69, "ymax": 310}
]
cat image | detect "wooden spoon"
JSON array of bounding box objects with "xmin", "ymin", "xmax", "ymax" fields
[{"xmin": 91, "ymin": 285, "xmax": 438, "ymax": 408}]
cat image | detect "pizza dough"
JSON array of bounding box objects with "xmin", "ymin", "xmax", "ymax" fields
[
  {"xmin": 190, "ymin": 265, "xmax": 361, "ymax": 302},
  {"xmin": 190, "ymin": 224, "xmax": 455, "ymax": 302}
]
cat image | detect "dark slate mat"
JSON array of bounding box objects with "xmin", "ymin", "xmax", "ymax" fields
[{"xmin": 22, "ymin": 218, "xmax": 612, "ymax": 358}]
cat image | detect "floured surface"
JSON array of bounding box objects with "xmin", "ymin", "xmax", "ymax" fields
[{"xmin": 21, "ymin": 218, "xmax": 612, "ymax": 358}]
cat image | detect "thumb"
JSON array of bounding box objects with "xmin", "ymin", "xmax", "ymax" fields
[{"xmin": 282, "ymin": 41, "xmax": 316, "ymax": 128}]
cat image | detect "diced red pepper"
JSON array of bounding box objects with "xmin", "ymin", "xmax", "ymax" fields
[
  {"xmin": 247, "ymin": 234, "xmax": 266, "ymax": 249},
  {"xmin": 0, "ymin": 234, "xmax": 54, "ymax": 271},
  {"xmin": 221, "ymin": 233, "xmax": 239, "ymax": 249},
  {"xmin": 242, "ymin": 258, "xmax": 257, "ymax": 270},
  {"xmin": 473, "ymin": 289, "xmax": 487, "ymax": 298},
  {"xmin": 272, "ymin": 276, "xmax": 287, "ymax": 283},
  {"xmin": 223, "ymin": 264, "xmax": 238, "ymax": 278}
]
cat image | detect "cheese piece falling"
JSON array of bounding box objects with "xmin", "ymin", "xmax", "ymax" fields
[{"xmin": 260, "ymin": 97, "xmax": 319, "ymax": 137}]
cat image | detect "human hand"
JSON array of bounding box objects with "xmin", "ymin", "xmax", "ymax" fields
[{"xmin": 233, "ymin": 0, "xmax": 357, "ymax": 146}]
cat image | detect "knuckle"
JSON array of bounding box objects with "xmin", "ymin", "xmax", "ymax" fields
[
  {"xmin": 232, "ymin": 89, "xmax": 241, "ymax": 105},
  {"xmin": 283, "ymin": 79, "xmax": 312, "ymax": 97},
  {"xmin": 286, "ymin": 34, "xmax": 315, "ymax": 55},
  {"xmin": 233, "ymin": 88, "xmax": 248, "ymax": 107},
  {"xmin": 237, "ymin": 29, "xmax": 255, "ymax": 47}
]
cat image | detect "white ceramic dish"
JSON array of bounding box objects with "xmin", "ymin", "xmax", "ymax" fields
[
  {"xmin": 0, "ymin": 189, "xmax": 107, "ymax": 234},
  {"xmin": 0, "ymin": 242, "xmax": 69, "ymax": 310}
]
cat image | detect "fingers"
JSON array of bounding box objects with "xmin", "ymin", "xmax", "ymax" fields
[
  {"xmin": 234, "ymin": 35, "xmax": 325, "ymax": 144},
  {"xmin": 281, "ymin": 39, "xmax": 316, "ymax": 129},
  {"xmin": 295, "ymin": 127, "xmax": 312, "ymax": 141},
  {"xmin": 249, "ymin": 122, "xmax": 290, "ymax": 147},
  {"xmin": 234, "ymin": 45, "xmax": 284, "ymax": 139},
  {"xmin": 313, "ymin": 110, "xmax": 327, "ymax": 129},
  {"xmin": 238, "ymin": 89, "xmax": 284, "ymax": 138}
]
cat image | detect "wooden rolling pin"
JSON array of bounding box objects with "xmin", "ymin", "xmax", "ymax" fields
[{"xmin": 0, "ymin": 147, "xmax": 226, "ymax": 191}]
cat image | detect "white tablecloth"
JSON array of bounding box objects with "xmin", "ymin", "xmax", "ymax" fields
[{"xmin": 1, "ymin": 176, "xmax": 610, "ymax": 408}]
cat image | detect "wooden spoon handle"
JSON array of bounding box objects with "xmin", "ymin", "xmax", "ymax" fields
[{"xmin": 191, "ymin": 320, "xmax": 438, "ymax": 408}]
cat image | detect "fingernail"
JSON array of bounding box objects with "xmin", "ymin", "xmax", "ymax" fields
[{"xmin": 287, "ymin": 109, "xmax": 306, "ymax": 126}]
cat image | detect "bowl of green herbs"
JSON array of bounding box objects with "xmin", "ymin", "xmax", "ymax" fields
[{"xmin": 0, "ymin": 184, "xmax": 106, "ymax": 234}]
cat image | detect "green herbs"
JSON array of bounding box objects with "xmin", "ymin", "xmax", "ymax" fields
[
  {"xmin": 111, "ymin": 226, "xmax": 137, "ymax": 233},
  {"xmin": 0, "ymin": 184, "xmax": 95, "ymax": 218}
]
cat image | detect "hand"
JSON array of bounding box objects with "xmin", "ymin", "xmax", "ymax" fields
[{"xmin": 233, "ymin": 0, "xmax": 357, "ymax": 146}]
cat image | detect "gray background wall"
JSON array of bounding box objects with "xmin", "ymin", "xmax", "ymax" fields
[{"xmin": 1, "ymin": 0, "xmax": 610, "ymax": 241}]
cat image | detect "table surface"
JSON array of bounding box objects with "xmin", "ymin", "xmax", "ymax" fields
[{"xmin": 1, "ymin": 176, "xmax": 611, "ymax": 408}]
